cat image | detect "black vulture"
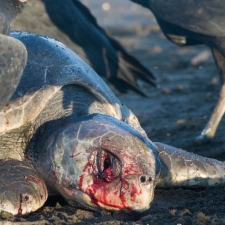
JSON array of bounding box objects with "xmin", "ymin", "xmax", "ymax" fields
[
  {"xmin": 131, "ymin": 0, "xmax": 225, "ymax": 141},
  {"xmin": 40, "ymin": 0, "xmax": 156, "ymax": 96}
]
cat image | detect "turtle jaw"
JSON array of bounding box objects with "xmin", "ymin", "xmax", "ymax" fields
[
  {"xmin": 61, "ymin": 174, "xmax": 155, "ymax": 212},
  {"xmin": 76, "ymin": 174, "xmax": 155, "ymax": 212}
]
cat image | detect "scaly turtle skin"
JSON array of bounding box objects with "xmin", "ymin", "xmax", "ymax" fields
[
  {"xmin": 1, "ymin": 31, "xmax": 225, "ymax": 215},
  {"xmin": 0, "ymin": 0, "xmax": 27, "ymax": 110}
]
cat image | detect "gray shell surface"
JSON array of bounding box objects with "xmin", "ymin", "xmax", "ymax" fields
[{"xmin": 0, "ymin": 31, "xmax": 127, "ymax": 134}]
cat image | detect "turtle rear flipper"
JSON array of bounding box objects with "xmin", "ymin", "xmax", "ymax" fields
[
  {"xmin": 155, "ymin": 142, "xmax": 225, "ymax": 188},
  {"xmin": 0, "ymin": 34, "xmax": 27, "ymax": 111},
  {"xmin": 0, "ymin": 159, "xmax": 47, "ymax": 215}
]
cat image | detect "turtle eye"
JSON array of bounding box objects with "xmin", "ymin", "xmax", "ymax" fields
[
  {"xmin": 97, "ymin": 150, "xmax": 120, "ymax": 182},
  {"xmin": 103, "ymin": 156, "xmax": 111, "ymax": 171}
]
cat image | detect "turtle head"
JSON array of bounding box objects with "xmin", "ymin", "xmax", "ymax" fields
[{"xmin": 40, "ymin": 114, "xmax": 160, "ymax": 212}]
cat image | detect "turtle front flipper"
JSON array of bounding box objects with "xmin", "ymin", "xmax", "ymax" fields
[
  {"xmin": 0, "ymin": 33, "xmax": 27, "ymax": 111},
  {"xmin": 155, "ymin": 142, "xmax": 225, "ymax": 188},
  {"xmin": 0, "ymin": 159, "xmax": 47, "ymax": 215}
]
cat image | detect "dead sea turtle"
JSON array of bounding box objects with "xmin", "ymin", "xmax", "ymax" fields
[
  {"xmin": 0, "ymin": 0, "xmax": 27, "ymax": 110},
  {"xmin": 1, "ymin": 31, "xmax": 225, "ymax": 216}
]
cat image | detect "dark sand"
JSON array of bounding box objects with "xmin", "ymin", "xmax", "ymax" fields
[{"xmin": 2, "ymin": 0, "xmax": 225, "ymax": 224}]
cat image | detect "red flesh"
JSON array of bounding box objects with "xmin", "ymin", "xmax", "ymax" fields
[
  {"xmin": 78, "ymin": 159, "xmax": 144, "ymax": 209},
  {"xmin": 18, "ymin": 194, "xmax": 23, "ymax": 215}
]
